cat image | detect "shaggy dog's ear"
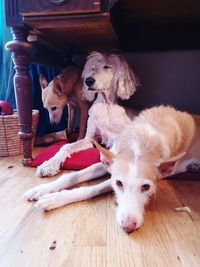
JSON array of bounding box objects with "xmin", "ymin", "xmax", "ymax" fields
[
  {"xmin": 109, "ymin": 54, "xmax": 139, "ymax": 100},
  {"xmin": 81, "ymin": 51, "xmax": 104, "ymax": 102}
]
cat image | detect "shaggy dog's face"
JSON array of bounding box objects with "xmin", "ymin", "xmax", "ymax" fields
[
  {"xmin": 83, "ymin": 57, "xmax": 115, "ymax": 92},
  {"xmin": 82, "ymin": 51, "xmax": 139, "ymax": 102}
]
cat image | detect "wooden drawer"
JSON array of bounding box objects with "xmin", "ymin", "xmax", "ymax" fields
[{"xmin": 19, "ymin": 0, "xmax": 101, "ymax": 16}]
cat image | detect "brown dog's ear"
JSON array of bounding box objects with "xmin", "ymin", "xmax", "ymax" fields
[
  {"xmin": 39, "ymin": 74, "xmax": 48, "ymax": 89},
  {"xmin": 94, "ymin": 140, "xmax": 116, "ymax": 168},
  {"xmin": 52, "ymin": 78, "xmax": 63, "ymax": 97},
  {"xmin": 157, "ymin": 152, "xmax": 186, "ymax": 178}
]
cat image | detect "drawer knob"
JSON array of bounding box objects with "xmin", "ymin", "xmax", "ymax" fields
[{"xmin": 48, "ymin": 0, "xmax": 67, "ymax": 4}]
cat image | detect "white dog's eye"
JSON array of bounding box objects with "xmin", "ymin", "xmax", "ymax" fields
[
  {"xmin": 141, "ymin": 184, "xmax": 150, "ymax": 192},
  {"xmin": 51, "ymin": 106, "xmax": 57, "ymax": 111},
  {"xmin": 104, "ymin": 65, "xmax": 111, "ymax": 70},
  {"xmin": 116, "ymin": 180, "xmax": 123, "ymax": 190}
]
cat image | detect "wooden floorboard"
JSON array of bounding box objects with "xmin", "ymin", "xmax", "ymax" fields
[{"xmin": 0, "ymin": 150, "xmax": 200, "ymax": 267}]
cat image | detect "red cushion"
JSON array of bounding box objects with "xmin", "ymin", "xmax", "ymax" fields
[{"xmin": 31, "ymin": 141, "xmax": 100, "ymax": 170}]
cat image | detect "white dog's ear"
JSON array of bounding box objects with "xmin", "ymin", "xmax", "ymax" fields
[
  {"xmin": 94, "ymin": 140, "xmax": 116, "ymax": 168},
  {"xmin": 110, "ymin": 55, "xmax": 139, "ymax": 100},
  {"xmin": 39, "ymin": 74, "xmax": 48, "ymax": 89},
  {"xmin": 157, "ymin": 152, "xmax": 186, "ymax": 178},
  {"xmin": 52, "ymin": 77, "xmax": 63, "ymax": 97}
]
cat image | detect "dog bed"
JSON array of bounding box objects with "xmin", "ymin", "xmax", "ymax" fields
[{"xmin": 31, "ymin": 140, "xmax": 100, "ymax": 170}]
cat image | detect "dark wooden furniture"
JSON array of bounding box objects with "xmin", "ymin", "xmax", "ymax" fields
[
  {"xmin": 4, "ymin": 0, "xmax": 200, "ymax": 165},
  {"xmin": 4, "ymin": 0, "xmax": 119, "ymax": 166}
]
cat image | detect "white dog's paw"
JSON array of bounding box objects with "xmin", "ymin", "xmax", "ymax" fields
[
  {"xmin": 36, "ymin": 159, "xmax": 61, "ymax": 177},
  {"xmin": 24, "ymin": 184, "xmax": 53, "ymax": 201},
  {"xmin": 35, "ymin": 191, "xmax": 68, "ymax": 211}
]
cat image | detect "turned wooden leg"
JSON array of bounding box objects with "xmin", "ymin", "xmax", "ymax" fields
[{"xmin": 5, "ymin": 27, "xmax": 34, "ymax": 166}]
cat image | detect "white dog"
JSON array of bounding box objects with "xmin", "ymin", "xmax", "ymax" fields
[
  {"xmin": 35, "ymin": 51, "xmax": 139, "ymax": 177},
  {"xmin": 24, "ymin": 105, "xmax": 198, "ymax": 233}
]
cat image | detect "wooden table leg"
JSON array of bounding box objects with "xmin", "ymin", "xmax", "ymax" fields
[{"xmin": 5, "ymin": 27, "xmax": 34, "ymax": 166}]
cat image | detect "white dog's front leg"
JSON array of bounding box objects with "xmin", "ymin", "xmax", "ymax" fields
[
  {"xmin": 49, "ymin": 162, "xmax": 107, "ymax": 190},
  {"xmin": 36, "ymin": 137, "xmax": 93, "ymax": 177},
  {"xmin": 36, "ymin": 179, "xmax": 112, "ymax": 211},
  {"xmin": 25, "ymin": 163, "xmax": 107, "ymax": 201},
  {"xmin": 24, "ymin": 183, "xmax": 58, "ymax": 201}
]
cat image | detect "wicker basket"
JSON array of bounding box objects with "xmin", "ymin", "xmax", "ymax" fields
[{"xmin": 0, "ymin": 109, "xmax": 39, "ymax": 157}]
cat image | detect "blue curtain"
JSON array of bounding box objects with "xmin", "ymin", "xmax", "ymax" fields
[
  {"xmin": 0, "ymin": 1, "xmax": 13, "ymax": 104},
  {"xmin": 0, "ymin": 3, "xmax": 67, "ymax": 136}
]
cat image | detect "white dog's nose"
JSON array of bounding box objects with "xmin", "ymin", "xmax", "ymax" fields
[
  {"xmin": 121, "ymin": 221, "xmax": 137, "ymax": 233},
  {"xmin": 121, "ymin": 215, "xmax": 138, "ymax": 233}
]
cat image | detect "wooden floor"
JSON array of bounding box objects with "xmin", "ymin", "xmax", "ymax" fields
[{"xmin": 0, "ymin": 149, "xmax": 200, "ymax": 267}]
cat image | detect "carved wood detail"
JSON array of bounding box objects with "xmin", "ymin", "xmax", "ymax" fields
[{"xmin": 5, "ymin": 27, "xmax": 34, "ymax": 166}]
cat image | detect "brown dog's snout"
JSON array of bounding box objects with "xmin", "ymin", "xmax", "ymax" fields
[{"xmin": 85, "ymin": 77, "xmax": 95, "ymax": 87}]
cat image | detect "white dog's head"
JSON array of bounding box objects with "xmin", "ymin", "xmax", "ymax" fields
[
  {"xmin": 82, "ymin": 51, "xmax": 139, "ymax": 102},
  {"xmin": 111, "ymin": 157, "xmax": 157, "ymax": 233},
  {"xmin": 95, "ymin": 141, "xmax": 184, "ymax": 233}
]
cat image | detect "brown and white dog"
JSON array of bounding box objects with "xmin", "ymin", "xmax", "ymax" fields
[
  {"xmin": 39, "ymin": 66, "xmax": 89, "ymax": 141},
  {"xmin": 24, "ymin": 105, "xmax": 199, "ymax": 233}
]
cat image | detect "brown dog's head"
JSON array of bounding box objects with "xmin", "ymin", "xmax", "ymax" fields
[
  {"xmin": 40, "ymin": 66, "xmax": 81, "ymax": 126},
  {"xmin": 40, "ymin": 75, "xmax": 67, "ymax": 126}
]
